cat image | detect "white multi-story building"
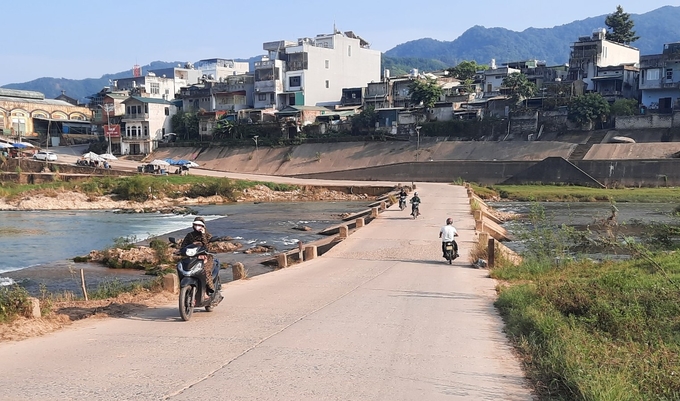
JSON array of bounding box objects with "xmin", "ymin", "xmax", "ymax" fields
[
  {"xmin": 120, "ymin": 96, "xmax": 175, "ymax": 155},
  {"xmin": 567, "ymin": 28, "xmax": 640, "ymax": 92},
  {"xmin": 253, "ymin": 30, "xmax": 381, "ymax": 110},
  {"xmin": 194, "ymin": 58, "xmax": 250, "ymax": 81},
  {"xmin": 116, "ymin": 65, "xmax": 201, "ymax": 101}
]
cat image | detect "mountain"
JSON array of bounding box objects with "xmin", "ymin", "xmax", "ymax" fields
[
  {"xmin": 1, "ymin": 61, "xmax": 188, "ymax": 104},
  {"xmin": 385, "ymin": 5, "xmax": 680, "ymax": 68}
]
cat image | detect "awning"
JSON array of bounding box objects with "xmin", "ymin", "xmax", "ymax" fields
[
  {"xmin": 590, "ymin": 76, "xmax": 623, "ymax": 81},
  {"xmin": 33, "ymin": 117, "xmax": 92, "ymax": 125}
]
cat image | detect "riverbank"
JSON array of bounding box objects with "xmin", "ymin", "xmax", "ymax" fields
[{"xmin": 0, "ymin": 184, "xmax": 373, "ymax": 211}]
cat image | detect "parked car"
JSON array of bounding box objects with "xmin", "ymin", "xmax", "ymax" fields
[{"xmin": 33, "ymin": 151, "xmax": 58, "ymax": 161}]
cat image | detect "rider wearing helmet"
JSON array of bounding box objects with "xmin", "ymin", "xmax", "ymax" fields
[
  {"xmin": 181, "ymin": 217, "xmax": 215, "ymax": 293},
  {"xmin": 409, "ymin": 192, "xmax": 421, "ymax": 216},
  {"xmin": 439, "ymin": 217, "xmax": 459, "ymax": 259}
]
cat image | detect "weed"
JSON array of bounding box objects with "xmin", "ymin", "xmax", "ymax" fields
[
  {"xmin": 284, "ymin": 152, "xmax": 292, "ymax": 162},
  {"xmin": 0, "ymin": 285, "xmax": 31, "ymax": 322}
]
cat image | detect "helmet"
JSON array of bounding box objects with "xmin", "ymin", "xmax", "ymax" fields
[
  {"xmin": 446, "ymin": 218, "xmax": 453, "ymax": 225},
  {"xmin": 414, "ymin": 192, "xmax": 418, "ymax": 196},
  {"xmin": 192, "ymin": 217, "xmax": 205, "ymax": 227}
]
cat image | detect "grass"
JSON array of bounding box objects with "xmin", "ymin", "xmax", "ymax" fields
[
  {"xmin": 470, "ymin": 184, "xmax": 680, "ymax": 203},
  {"xmin": 493, "ymin": 254, "xmax": 680, "ymax": 400},
  {"xmin": 0, "ymin": 175, "xmax": 299, "ymax": 203},
  {"xmin": 0, "ymin": 285, "xmax": 32, "ymax": 322}
]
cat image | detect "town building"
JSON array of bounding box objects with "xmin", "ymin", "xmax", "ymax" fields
[
  {"xmin": 253, "ymin": 30, "xmax": 381, "ymax": 110},
  {"xmin": 120, "ymin": 96, "xmax": 175, "ymax": 155},
  {"xmin": 639, "ymin": 42, "xmax": 680, "ymax": 113},
  {"xmin": 483, "ymin": 61, "xmax": 520, "ymax": 96},
  {"xmin": 0, "ymin": 88, "xmax": 91, "ymax": 146},
  {"xmin": 591, "ymin": 64, "xmax": 639, "ymax": 103},
  {"xmin": 193, "ymin": 58, "xmax": 250, "ymax": 81},
  {"xmin": 567, "ymin": 28, "xmax": 640, "ymax": 92},
  {"xmin": 116, "ymin": 65, "xmax": 201, "ymax": 101}
]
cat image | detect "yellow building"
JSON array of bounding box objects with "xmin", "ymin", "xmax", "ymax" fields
[{"xmin": 0, "ymin": 88, "xmax": 92, "ymax": 146}]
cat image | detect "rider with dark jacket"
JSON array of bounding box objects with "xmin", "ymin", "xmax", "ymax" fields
[
  {"xmin": 410, "ymin": 192, "xmax": 421, "ymax": 216},
  {"xmin": 181, "ymin": 217, "xmax": 215, "ymax": 293}
]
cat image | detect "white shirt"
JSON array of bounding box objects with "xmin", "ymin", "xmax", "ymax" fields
[{"xmin": 440, "ymin": 225, "xmax": 458, "ymax": 242}]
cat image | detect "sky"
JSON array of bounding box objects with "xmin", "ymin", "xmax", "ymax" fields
[{"xmin": 1, "ymin": 0, "xmax": 676, "ymax": 86}]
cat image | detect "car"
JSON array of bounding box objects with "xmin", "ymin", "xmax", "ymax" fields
[{"xmin": 33, "ymin": 151, "xmax": 58, "ymax": 161}]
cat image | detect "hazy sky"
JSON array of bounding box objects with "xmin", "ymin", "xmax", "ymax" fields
[{"xmin": 1, "ymin": 0, "xmax": 675, "ymax": 86}]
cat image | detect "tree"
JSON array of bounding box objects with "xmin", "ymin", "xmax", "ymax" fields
[
  {"xmin": 568, "ymin": 93, "xmax": 611, "ymax": 127},
  {"xmin": 605, "ymin": 5, "xmax": 640, "ymax": 45},
  {"xmin": 610, "ymin": 98, "xmax": 639, "ymax": 116},
  {"xmin": 351, "ymin": 106, "xmax": 378, "ymax": 135},
  {"xmin": 502, "ymin": 72, "xmax": 536, "ymax": 108},
  {"xmin": 409, "ymin": 78, "xmax": 443, "ymax": 108},
  {"xmin": 446, "ymin": 60, "xmax": 488, "ymax": 81},
  {"xmin": 171, "ymin": 111, "xmax": 199, "ymax": 140}
]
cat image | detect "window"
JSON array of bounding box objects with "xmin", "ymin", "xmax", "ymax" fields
[
  {"xmin": 666, "ymin": 68, "xmax": 673, "ymax": 81},
  {"xmin": 325, "ymin": 80, "xmax": 330, "ymax": 89},
  {"xmin": 348, "ymin": 45, "xmax": 352, "ymax": 57},
  {"xmin": 137, "ymin": 105, "xmax": 142, "ymax": 114},
  {"xmin": 289, "ymin": 76, "xmax": 301, "ymax": 87},
  {"xmin": 150, "ymin": 83, "xmax": 160, "ymax": 94},
  {"xmin": 258, "ymin": 93, "xmax": 267, "ymax": 101},
  {"xmin": 164, "ymin": 107, "xmax": 170, "ymax": 116},
  {"xmin": 647, "ymin": 69, "xmax": 660, "ymax": 81},
  {"xmin": 144, "ymin": 126, "xmax": 148, "ymax": 137},
  {"xmin": 144, "ymin": 104, "xmax": 148, "ymax": 113},
  {"xmin": 325, "ymin": 60, "xmax": 329, "ymax": 69}
]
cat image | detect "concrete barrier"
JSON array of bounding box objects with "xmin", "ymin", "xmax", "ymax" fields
[
  {"xmin": 277, "ymin": 253, "xmax": 288, "ymax": 268},
  {"xmin": 356, "ymin": 218, "xmax": 365, "ymax": 228},
  {"xmin": 304, "ymin": 245, "xmax": 318, "ymax": 261},
  {"xmin": 371, "ymin": 207, "xmax": 379, "ymax": 218},
  {"xmin": 339, "ymin": 225, "xmax": 349, "ymax": 239},
  {"xmin": 27, "ymin": 297, "xmax": 41, "ymax": 319},
  {"xmin": 162, "ymin": 273, "xmax": 178, "ymax": 294}
]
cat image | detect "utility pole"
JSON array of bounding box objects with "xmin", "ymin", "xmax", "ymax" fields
[{"xmin": 99, "ymin": 104, "xmax": 113, "ymax": 154}]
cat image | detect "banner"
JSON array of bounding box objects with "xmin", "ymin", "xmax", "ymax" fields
[{"xmin": 104, "ymin": 125, "xmax": 121, "ymax": 138}]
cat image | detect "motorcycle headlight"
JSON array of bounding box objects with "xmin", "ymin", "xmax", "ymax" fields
[{"xmin": 184, "ymin": 247, "xmax": 198, "ymax": 257}]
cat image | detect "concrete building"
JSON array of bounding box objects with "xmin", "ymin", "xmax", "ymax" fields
[
  {"xmin": 639, "ymin": 42, "xmax": 680, "ymax": 113},
  {"xmin": 592, "ymin": 64, "xmax": 639, "ymax": 103},
  {"xmin": 567, "ymin": 28, "xmax": 640, "ymax": 92},
  {"xmin": 253, "ymin": 30, "xmax": 381, "ymax": 110},
  {"xmin": 193, "ymin": 58, "xmax": 250, "ymax": 81},
  {"xmin": 179, "ymin": 74, "xmax": 254, "ymax": 114},
  {"xmin": 116, "ymin": 65, "xmax": 201, "ymax": 101},
  {"xmin": 120, "ymin": 96, "xmax": 175, "ymax": 155},
  {"xmin": 483, "ymin": 61, "xmax": 520, "ymax": 96},
  {"xmin": 0, "ymin": 88, "xmax": 91, "ymax": 146}
]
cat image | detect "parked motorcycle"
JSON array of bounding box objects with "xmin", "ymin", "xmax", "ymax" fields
[
  {"xmin": 443, "ymin": 241, "xmax": 458, "ymax": 264},
  {"xmin": 169, "ymin": 237, "xmax": 223, "ymax": 321}
]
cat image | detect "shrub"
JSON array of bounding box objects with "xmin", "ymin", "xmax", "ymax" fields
[{"xmin": 0, "ymin": 285, "xmax": 31, "ymax": 322}]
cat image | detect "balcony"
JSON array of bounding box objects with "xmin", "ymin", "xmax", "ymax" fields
[
  {"xmin": 123, "ymin": 113, "xmax": 149, "ymax": 120},
  {"xmin": 640, "ymin": 78, "xmax": 680, "ymax": 90}
]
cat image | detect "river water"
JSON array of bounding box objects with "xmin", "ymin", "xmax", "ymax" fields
[{"xmin": 0, "ymin": 201, "xmax": 369, "ymax": 294}]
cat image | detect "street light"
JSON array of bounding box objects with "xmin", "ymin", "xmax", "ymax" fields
[
  {"xmin": 98, "ymin": 104, "xmax": 113, "ymax": 155},
  {"xmin": 415, "ymin": 126, "xmax": 422, "ymax": 162},
  {"xmin": 252, "ymin": 135, "xmax": 259, "ymax": 152}
]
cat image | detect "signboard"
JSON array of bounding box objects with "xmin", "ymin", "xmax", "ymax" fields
[{"xmin": 104, "ymin": 124, "xmax": 121, "ymax": 138}]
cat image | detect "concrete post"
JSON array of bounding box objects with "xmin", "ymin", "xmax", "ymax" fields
[
  {"xmin": 232, "ymin": 262, "xmax": 246, "ymax": 280},
  {"xmin": 475, "ymin": 219, "xmax": 484, "ymax": 232},
  {"xmin": 478, "ymin": 233, "xmax": 490, "ymax": 248},
  {"xmin": 356, "ymin": 218, "xmax": 365, "ymax": 228},
  {"xmin": 473, "ymin": 210, "xmax": 483, "ymax": 221},
  {"xmin": 277, "ymin": 253, "xmax": 288, "ymax": 268},
  {"xmin": 27, "ymin": 297, "xmax": 41, "ymax": 318},
  {"xmin": 339, "ymin": 225, "xmax": 349, "ymax": 239},
  {"xmin": 162, "ymin": 273, "xmax": 178, "ymax": 294},
  {"xmin": 371, "ymin": 207, "xmax": 379, "ymax": 218},
  {"xmin": 488, "ymin": 238, "xmax": 496, "ymax": 268},
  {"xmin": 380, "ymin": 201, "xmax": 387, "ymax": 211},
  {"xmin": 304, "ymin": 245, "xmax": 318, "ymax": 261}
]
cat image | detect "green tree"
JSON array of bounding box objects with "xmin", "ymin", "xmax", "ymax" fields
[
  {"xmin": 610, "ymin": 98, "xmax": 639, "ymax": 116},
  {"xmin": 568, "ymin": 93, "xmax": 611, "ymax": 127},
  {"xmin": 605, "ymin": 5, "xmax": 640, "ymax": 45},
  {"xmin": 170, "ymin": 112, "xmax": 199, "ymax": 141},
  {"xmin": 502, "ymin": 72, "xmax": 536, "ymax": 107},
  {"xmin": 212, "ymin": 116, "xmax": 235, "ymax": 139},
  {"xmin": 351, "ymin": 106, "xmax": 378, "ymax": 135},
  {"xmin": 409, "ymin": 78, "xmax": 443, "ymax": 108},
  {"xmin": 446, "ymin": 60, "xmax": 488, "ymax": 81}
]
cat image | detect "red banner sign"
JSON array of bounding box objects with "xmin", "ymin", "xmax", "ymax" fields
[{"xmin": 104, "ymin": 125, "xmax": 121, "ymax": 138}]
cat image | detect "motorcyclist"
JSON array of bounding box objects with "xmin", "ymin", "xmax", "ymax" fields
[
  {"xmin": 439, "ymin": 217, "xmax": 459, "ymax": 259},
  {"xmin": 181, "ymin": 217, "xmax": 215, "ymax": 294},
  {"xmin": 410, "ymin": 192, "xmax": 421, "ymax": 216},
  {"xmin": 398, "ymin": 188, "xmax": 408, "ymax": 208}
]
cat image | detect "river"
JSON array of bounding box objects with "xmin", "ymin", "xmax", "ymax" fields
[{"xmin": 0, "ymin": 201, "xmax": 369, "ymax": 294}]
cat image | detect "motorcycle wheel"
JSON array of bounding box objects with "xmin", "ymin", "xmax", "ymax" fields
[
  {"xmin": 205, "ymin": 277, "xmax": 221, "ymax": 312},
  {"xmin": 448, "ymin": 252, "xmax": 453, "ymax": 264},
  {"xmin": 179, "ymin": 285, "xmax": 195, "ymax": 321}
]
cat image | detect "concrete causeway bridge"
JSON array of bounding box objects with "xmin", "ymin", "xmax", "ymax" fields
[{"xmin": 0, "ymin": 182, "xmax": 533, "ymax": 400}]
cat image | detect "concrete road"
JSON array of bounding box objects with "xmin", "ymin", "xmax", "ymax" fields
[{"xmin": 0, "ymin": 183, "xmax": 533, "ymax": 400}]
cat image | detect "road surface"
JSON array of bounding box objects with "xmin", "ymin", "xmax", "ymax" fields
[{"xmin": 0, "ymin": 182, "xmax": 533, "ymax": 400}]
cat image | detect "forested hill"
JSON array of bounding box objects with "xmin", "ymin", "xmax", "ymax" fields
[{"xmin": 384, "ymin": 5, "xmax": 680, "ymax": 73}]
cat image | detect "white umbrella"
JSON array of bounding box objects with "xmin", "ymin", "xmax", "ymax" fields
[
  {"xmin": 186, "ymin": 161, "xmax": 199, "ymax": 168},
  {"xmin": 82, "ymin": 151, "xmax": 101, "ymax": 160},
  {"xmin": 148, "ymin": 159, "xmax": 170, "ymax": 167},
  {"xmin": 100, "ymin": 153, "xmax": 118, "ymax": 160},
  {"xmin": 0, "ymin": 143, "xmax": 12, "ymax": 149}
]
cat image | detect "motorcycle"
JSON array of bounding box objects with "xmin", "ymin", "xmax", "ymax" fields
[
  {"xmin": 169, "ymin": 237, "xmax": 223, "ymax": 321},
  {"xmin": 443, "ymin": 241, "xmax": 458, "ymax": 264},
  {"xmin": 399, "ymin": 196, "xmax": 407, "ymax": 211},
  {"xmin": 411, "ymin": 202, "xmax": 420, "ymax": 219}
]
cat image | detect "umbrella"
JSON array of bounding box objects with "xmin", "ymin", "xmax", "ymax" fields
[
  {"xmin": 82, "ymin": 151, "xmax": 101, "ymax": 160},
  {"xmin": 100, "ymin": 153, "xmax": 118, "ymax": 160},
  {"xmin": 149, "ymin": 159, "xmax": 170, "ymax": 167},
  {"xmin": 12, "ymin": 142, "xmax": 32, "ymax": 149},
  {"xmin": 186, "ymin": 161, "xmax": 199, "ymax": 168},
  {"xmin": 0, "ymin": 143, "xmax": 12, "ymax": 149}
]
